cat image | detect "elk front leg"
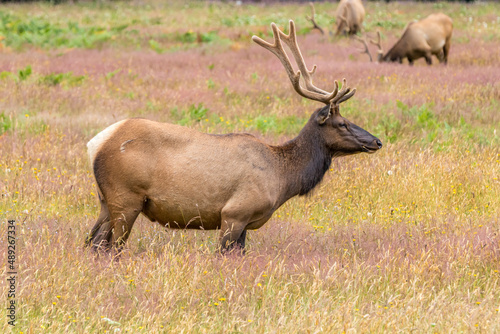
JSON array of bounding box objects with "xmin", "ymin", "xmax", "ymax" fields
[
  {"xmin": 236, "ymin": 230, "xmax": 247, "ymax": 249},
  {"xmin": 218, "ymin": 203, "xmax": 253, "ymax": 254}
]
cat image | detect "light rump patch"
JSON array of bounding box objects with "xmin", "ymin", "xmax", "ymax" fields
[{"xmin": 87, "ymin": 119, "xmax": 127, "ymax": 167}]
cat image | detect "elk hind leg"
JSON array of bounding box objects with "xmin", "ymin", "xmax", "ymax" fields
[
  {"xmin": 424, "ymin": 52, "xmax": 433, "ymax": 65},
  {"xmin": 443, "ymin": 41, "xmax": 451, "ymax": 65},
  {"xmin": 86, "ymin": 195, "xmax": 112, "ymax": 251},
  {"xmin": 108, "ymin": 197, "xmax": 143, "ymax": 253}
]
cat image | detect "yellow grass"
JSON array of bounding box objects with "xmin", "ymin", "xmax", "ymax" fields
[{"xmin": 1, "ymin": 1, "xmax": 499, "ymax": 332}]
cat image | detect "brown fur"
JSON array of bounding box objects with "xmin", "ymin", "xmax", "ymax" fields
[
  {"xmin": 378, "ymin": 13, "xmax": 453, "ymax": 65},
  {"xmin": 86, "ymin": 20, "xmax": 382, "ymax": 254},
  {"xmin": 86, "ymin": 106, "xmax": 381, "ymax": 253},
  {"xmin": 336, "ymin": 0, "xmax": 365, "ymax": 36}
]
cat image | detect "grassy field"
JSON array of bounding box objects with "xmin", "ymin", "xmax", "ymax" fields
[{"xmin": 1, "ymin": 0, "xmax": 499, "ymax": 332}]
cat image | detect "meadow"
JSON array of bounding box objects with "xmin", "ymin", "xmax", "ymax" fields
[{"xmin": 0, "ymin": 0, "xmax": 499, "ymax": 332}]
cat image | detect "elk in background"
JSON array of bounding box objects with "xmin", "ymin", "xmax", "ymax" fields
[
  {"xmin": 357, "ymin": 13, "xmax": 453, "ymax": 65},
  {"xmin": 306, "ymin": 1, "xmax": 364, "ymax": 37},
  {"xmin": 85, "ymin": 21, "xmax": 382, "ymax": 255},
  {"xmin": 335, "ymin": 0, "xmax": 365, "ymax": 36}
]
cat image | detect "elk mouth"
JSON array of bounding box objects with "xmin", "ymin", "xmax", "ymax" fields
[{"xmin": 361, "ymin": 145, "xmax": 379, "ymax": 153}]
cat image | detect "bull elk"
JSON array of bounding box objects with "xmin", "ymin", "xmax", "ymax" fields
[
  {"xmin": 335, "ymin": 0, "xmax": 365, "ymax": 36},
  {"xmin": 85, "ymin": 20, "xmax": 382, "ymax": 254},
  {"xmin": 358, "ymin": 13, "xmax": 453, "ymax": 65}
]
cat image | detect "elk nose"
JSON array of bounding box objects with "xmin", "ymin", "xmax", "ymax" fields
[{"xmin": 376, "ymin": 139, "xmax": 383, "ymax": 149}]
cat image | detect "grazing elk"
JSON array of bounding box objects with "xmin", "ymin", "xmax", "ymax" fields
[
  {"xmin": 85, "ymin": 20, "xmax": 382, "ymax": 254},
  {"xmin": 336, "ymin": 0, "xmax": 365, "ymax": 36},
  {"xmin": 358, "ymin": 13, "xmax": 453, "ymax": 65}
]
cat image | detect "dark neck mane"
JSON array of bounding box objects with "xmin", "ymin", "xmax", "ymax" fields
[
  {"xmin": 384, "ymin": 23, "xmax": 413, "ymax": 61},
  {"xmin": 273, "ymin": 119, "xmax": 332, "ymax": 201}
]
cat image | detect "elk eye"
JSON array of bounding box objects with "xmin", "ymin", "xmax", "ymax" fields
[{"xmin": 338, "ymin": 123, "xmax": 346, "ymax": 128}]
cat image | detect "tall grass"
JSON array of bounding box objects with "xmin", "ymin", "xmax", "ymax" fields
[{"xmin": 1, "ymin": 1, "xmax": 499, "ymax": 332}]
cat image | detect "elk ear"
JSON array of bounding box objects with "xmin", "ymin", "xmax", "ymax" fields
[{"xmin": 316, "ymin": 105, "xmax": 332, "ymax": 125}]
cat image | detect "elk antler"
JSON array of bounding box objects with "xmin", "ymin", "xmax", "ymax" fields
[
  {"xmin": 335, "ymin": 6, "xmax": 351, "ymax": 36},
  {"xmin": 331, "ymin": 78, "xmax": 356, "ymax": 105},
  {"xmin": 369, "ymin": 31, "xmax": 383, "ymax": 55},
  {"xmin": 354, "ymin": 35, "xmax": 373, "ymax": 62},
  {"xmin": 252, "ymin": 20, "xmax": 355, "ymax": 106},
  {"xmin": 306, "ymin": 2, "xmax": 325, "ymax": 35},
  {"xmin": 339, "ymin": 14, "xmax": 349, "ymax": 26}
]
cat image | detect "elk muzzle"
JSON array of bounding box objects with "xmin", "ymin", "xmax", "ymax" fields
[{"xmin": 349, "ymin": 123, "xmax": 382, "ymax": 154}]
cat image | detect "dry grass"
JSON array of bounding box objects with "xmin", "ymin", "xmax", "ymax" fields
[{"xmin": 1, "ymin": 1, "xmax": 500, "ymax": 333}]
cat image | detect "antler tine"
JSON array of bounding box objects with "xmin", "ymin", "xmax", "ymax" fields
[
  {"xmin": 354, "ymin": 35, "xmax": 373, "ymax": 62},
  {"xmin": 338, "ymin": 6, "xmax": 350, "ymax": 30},
  {"xmin": 369, "ymin": 31, "xmax": 383, "ymax": 54},
  {"xmin": 252, "ymin": 23, "xmax": 297, "ymax": 82},
  {"xmin": 330, "ymin": 79, "xmax": 356, "ymax": 105},
  {"xmin": 306, "ymin": 2, "xmax": 325, "ymax": 35},
  {"xmin": 277, "ymin": 21, "xmax": 324, "ymax": 92},
  {"xmin": 278, "ymin": 21, "xmax": 338, "ymax": 99},
  {"xmin": 253, "ymin": 20, "xmax": 338, "ymax": 105},
  {"xmin": 337, "ymin": 88, "xmax": 356, "ymax": 104}
]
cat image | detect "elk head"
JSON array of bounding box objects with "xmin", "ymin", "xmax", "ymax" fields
[{"xmin": 252, "ymin": 21, "xmax": 382, "ymax": 157}]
